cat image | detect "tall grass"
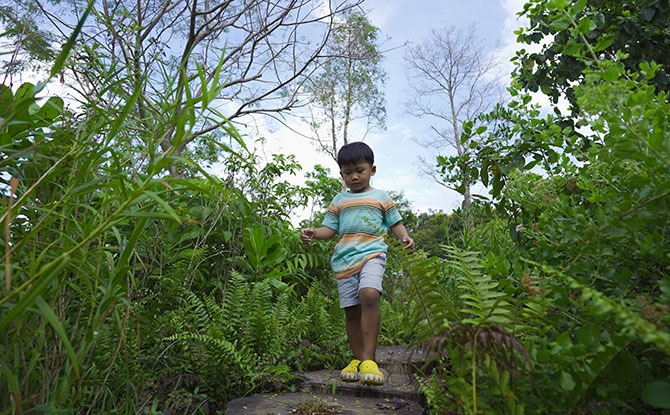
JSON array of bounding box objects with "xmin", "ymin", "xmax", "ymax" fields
[{"xmin": 0, "ymin": 5, "xmax": 242, "ymax": 411}]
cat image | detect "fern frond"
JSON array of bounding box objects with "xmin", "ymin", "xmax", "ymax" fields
[
  {"xmin": 442, "ymin": 245, "xmax": 515, "ymax": 328},
  {"xmin": 246, "ymin": 281, "xmax": 287, "ymax": 360},
  {"xmin": 399, "ymin": 248, "xmax": 453, "ymax": 336},
  {"xmin": 165, "ymin": 331, "xmax": 256, "ymax": 373},
  {"xmin": 180, "ymin": 289, "xmax": 214, "ymax": 328},
  {"xmin": 291, "ymin": 281, "xmax": 344, "ymax": 360},
  {"xmin": 221, "ymin": 271, "xmax": 250, "ymax": 336}
]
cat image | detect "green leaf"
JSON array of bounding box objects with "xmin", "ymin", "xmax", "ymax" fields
[
  {"xmin": 559, "ymin": 371, "xmax": 576, "ymax": 391},
  {"xmin": 222, "ymin": 231, "xmax": 232, "ymax": 242},
  {"xmin": 576, "ymin": 324, "xmax": 600, "ymax": 348},
  {"xmin": 480, "ymin": 162, "xmax": 489, "ymax": 187},
  {"xmin": 37, "ymin": 96, "xmax": 64, "ymax": 120},
  {"xmin": 648, "ymin": 129, "xmax": 663, "ymax": 149},
  {"xmin": 141, "ymin": 190, "xmax": 182, "ymax": 224},
  {"xmin": 641, "ymin": 381, "xmax": 670, "ymax": 408},
  {"xmin": 113, "ymin": 216, "xmax": 149, "ymax": 286},
  {"xmin": 577, "ymin": 17, "xmax": 594, "ymax": 34},
  {"xmin": 549, "ymin": 17, "xmax": 571, "ymax": 32},
  {"xmin": 0, "ymin": 256, "xmax": 69, "ymax": 333},
  {"xmin": 0, "ymin": 360, "xmax": 20, "ymax": 397},
  {"xmin": 0, "ymin": 84, "xmax": 12, "ymax": 115},
  {"xmin": 34, "ymin": 296, "xmax": 80, "ymax": 378},
  {"xmin": 603, "ymin": 64, "xmax": 620, "ymax": 82},
  {"xmin": 51, "ymin": 1, "xmax": 93, "ymax": 78},
  {"xmin": 556, "ymin": 331, "xmax": 573, "ymax": 349},
  {"xmin": 594, "ymin": 34, "xmax": 615, "ymax": 51},
  {"xmin": 563, "ymin": 40, "xmax": 583, "ymax": 56},
  {"xmin": 570, "ymin": 0, "xmax": 587, "ymax": 15}
]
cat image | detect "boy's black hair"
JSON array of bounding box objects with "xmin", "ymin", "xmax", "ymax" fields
[{"xmin": 337, "ymin": 142, "xmax": 374, "ymax": 167}]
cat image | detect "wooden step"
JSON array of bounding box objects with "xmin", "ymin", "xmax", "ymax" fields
[
  {"xmin": 298, "ymin": 369, "xmax": 422, "ymax": 403},
  {"xmin": 375, "ymin": 345, "xmax": 432, "ymax": 377},
  {"xmin": 224, "ymin": 345, "xmax": 431, "ymax": 414},
  {"xmin": 225, "ymin": 392, "xmax": 424, "ymax": 415}
]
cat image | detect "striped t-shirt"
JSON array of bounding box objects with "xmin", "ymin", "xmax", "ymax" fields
[{"xmin": 322, "ymin": 188, "xmax": 403, "ymax": 279}]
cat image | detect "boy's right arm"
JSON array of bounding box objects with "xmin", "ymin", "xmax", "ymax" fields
[{"xmin": 301, "ymin": 226, "xmax": 336, "ymax": 244}]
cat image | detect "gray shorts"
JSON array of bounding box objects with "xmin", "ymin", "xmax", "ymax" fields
[{"xmin": 336, "ymin": 254, "xmax": 387, "ymax": 308}]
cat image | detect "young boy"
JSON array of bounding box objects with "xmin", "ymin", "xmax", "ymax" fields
[{"xmin": 300, "ymin": 142, "xmax": 414, "ymax": 385}]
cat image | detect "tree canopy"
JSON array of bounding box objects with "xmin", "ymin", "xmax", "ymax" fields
[{"xmin": 514, "ymin": 0, "xmax": 670, "ymax": 112}]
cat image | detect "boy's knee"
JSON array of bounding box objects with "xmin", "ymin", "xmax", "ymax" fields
[{"xmin": 358, "ymin": 288, "xmax": 380, "ymax": 306}]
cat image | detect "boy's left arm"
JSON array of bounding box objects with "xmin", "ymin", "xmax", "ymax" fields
[{"xmin": 389, "ymin": 222, "xmax": 415, "ymax": 250}]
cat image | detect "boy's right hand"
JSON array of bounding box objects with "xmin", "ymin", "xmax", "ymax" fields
[{"xmin": 300, "ymin": 228, "xmax": 314, "ymax": 244}]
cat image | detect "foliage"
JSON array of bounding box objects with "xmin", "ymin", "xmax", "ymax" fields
[
  {"xmin": 411, "ymin": 211, "xmax": 455, "ymax": 257},
  {"xmin": 5, "ymin": 1, "xmax": 670, "ymax": 414},
  {"xmin": 421, "ymin": 1, "xmax": 670, "ymax": 413},
  {"xmin": 0, "ymin": 8, "xmax": 352, "ymax": 412},
  {"xmin": 3, "ymin": 0, "xmax": 366, "ymax": 166},
  {"xmin": 514, "ymin": 0, "xmax": 670, "ymax": 113},
  {"xmin": 160, "ymin": 273, "xmax": 293, "ymax": 401},
  {"xmin": 0, "ymin": 3, "xmax": 56, "ymax": 74},
  {"xmin": 0, "ymin": 78, "xmax": 213, "ymax": 411},
  {"xmin": 304, "ymin": 164, "xmax": 343, "ymax": 213},
  {"xmin": 400, "ymin": 246, "xmax": 532, "ymax": 415},
  {"xmin": 410, "ymin": 207, "xmax": 497, "ymax": 256},
  {"xmin": 288, "ymin": 282, "xmax": 349, "ymax": 372},
  {"xmin": 0, "ymin": 77, "xmax": 351, "ymax": 412}
]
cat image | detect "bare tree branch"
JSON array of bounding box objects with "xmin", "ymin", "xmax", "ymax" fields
[
  {"xmin": 11, "ymin": 0, "xmax": 365, "ymax": 172},
  {"xmin": 404, "ymin": 25, "xmax": 506, "ymax": 209}
]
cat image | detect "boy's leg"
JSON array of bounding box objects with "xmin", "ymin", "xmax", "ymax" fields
[
  {"xmin": 338, "ymin": 277, "xmax": 364, "ymax": 381},
  {"xmin": 356, "ymin": 255, "xmax": 386, "ymax": 385},
  {"xmin": 358, "ymin": 287, "xmax": 381, "ymax": 361},
  {"xmin": 358, "ymin": 286, "xmax": 385, "ymax": 385},
  {"xmin": 337, "ymin": 255, "xmax": 386, "ymax": 384},
  {"xmin": 344, "ymin": 305, "xmax": 363, "ymax": 359}
]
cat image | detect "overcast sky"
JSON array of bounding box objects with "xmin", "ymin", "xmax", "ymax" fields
[{"xmin": 258, "ymin": 0, "xmax": 528, "ymax": 221}]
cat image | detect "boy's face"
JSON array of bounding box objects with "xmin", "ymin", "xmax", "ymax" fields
[{"xmin": 340, "ymin": 161, "xmax": 376, "ymax": 193}]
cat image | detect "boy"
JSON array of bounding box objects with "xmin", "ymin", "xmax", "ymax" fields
[{"xmin": 300, "ymin": 142, "xmax": 414, "ymax": 385}]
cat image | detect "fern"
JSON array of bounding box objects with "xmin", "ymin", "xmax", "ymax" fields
[
  {"xmin": 158, "ymin": 271, "xmax": 300, "ymax": 400},
  {"xmin": 246, "ymin": 281, "xmax": 290, "ymax": 361},
  {"xmin": 165, "ymin": 332, "xmax": 256, "ymax": 376},
  {"xmin": 221, "ymin": 271, "xmax": 250, "ymax": 336},
  {"xmin": 444, "ymin": 245, "xmax": 516, "ymax": 328},
  {"xmin": 398, "ymin": 247, "xmax": 452, "ymax": 336},
  {"xmin": 288, "ymin": 282, "xmax": 347, "ymax": 370},
  {"xmin": 401, "ymin": 245, "xmax": 530, "ymax": 415}
]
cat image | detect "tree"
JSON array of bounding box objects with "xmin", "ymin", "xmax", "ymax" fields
[
  {"xmin": 304, "ymin": 164, "xmax": 342, "ymax": 210},
  {"xmin": 514, "ymin": 0, "xmax": 670, "ymax": 114},
  {"xmin": 411, "ymin": 210, "xmax": 454, "ymax": 256},
  {"xmin": 403, "ymin": 25, "xmax": 505, "ymax": 209},
  {"xmin": 303, "ymin": 8, "xmax": 387, "ymax": 161},
  {"xmin": 2, "ymin": 0, "xmax": 364, "ymax": 175},
  {"xmin": 0, "ymin": 2, "xmax": 57, "ymax": 77}
]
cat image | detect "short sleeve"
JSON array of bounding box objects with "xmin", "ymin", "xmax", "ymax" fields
[
  {"xmin": 381, "ymin": 192, "xmax": 402, "ymax": 228},
  {"xmin": 321, "ymin": 199, "xmax": 340, "ymax": 231}
]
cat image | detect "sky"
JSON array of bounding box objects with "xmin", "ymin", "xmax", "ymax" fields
[
  {"xmin": 7, "ymin": 0, "xmax": 529, "ymax": 220},
  {"xmin": 255, "ymin": 0, "xmax": 529, "ymax": 221}
]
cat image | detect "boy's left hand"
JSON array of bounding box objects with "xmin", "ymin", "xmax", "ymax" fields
[{"xmin": 401, "ymin": 236, "xmax": 415, "ymax": 250}]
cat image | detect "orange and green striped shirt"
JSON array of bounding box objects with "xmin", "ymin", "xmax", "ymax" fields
[{"xmin": 322, "ymin": 189, "xmax": 402, "ymax": 279}]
